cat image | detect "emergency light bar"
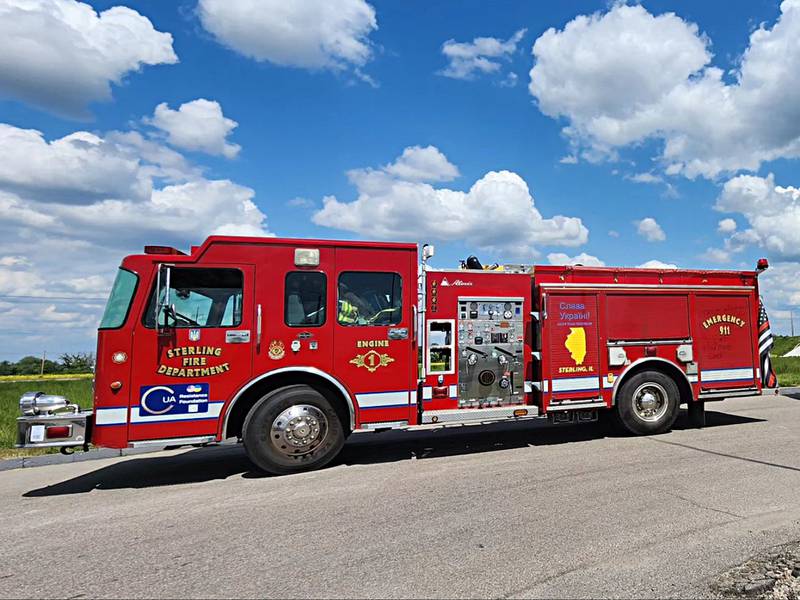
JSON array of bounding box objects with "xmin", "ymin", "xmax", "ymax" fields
[{"xmin": 143, "ymin": 245, "xmax": 186, "ymax": 255}]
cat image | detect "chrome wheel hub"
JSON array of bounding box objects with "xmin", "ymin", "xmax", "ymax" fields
[
  {"xmin": 632, "ymin": 382, "xmax": 669, "ymax": 422},
  {"xmin": 271, "ymin": 405, "xmax": 328, "ymax": 456}
]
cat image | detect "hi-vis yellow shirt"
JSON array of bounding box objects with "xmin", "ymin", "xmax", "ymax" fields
[{"xmin": 338, "ymin": 299, "xmax": 358, "ymax": 323}]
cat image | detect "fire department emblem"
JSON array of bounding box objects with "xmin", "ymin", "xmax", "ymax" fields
[
  {"xmin": 350, "ymin": 350, "xmax": 395, "ymax": 373},
  {"xmin": 268, "ymin": 340, "xmax": 285, "ymax": 360},
  {"xmin": 188, "ymin": 328, "xmax": 201, "ymax": 342}
]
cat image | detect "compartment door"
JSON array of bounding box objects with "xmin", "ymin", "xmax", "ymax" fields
[
  {"xmin": 694, "ymin": 295, "xmax": 758, "ymax": 391},
  {"xmin": 545, "ymin": 293, "xmax": 602, "ymax": 400}
]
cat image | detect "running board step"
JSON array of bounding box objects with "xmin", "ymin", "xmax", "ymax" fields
[
  {"xmin": 421, "ymin": 405, "xmax": 539, "ymax": 425},
  {"xmin": 547, "ymin": 398, "xmax": 607, "ymax": 412}
]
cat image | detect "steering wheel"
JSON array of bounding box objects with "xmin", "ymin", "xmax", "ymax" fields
[{"xmin": 369, "ymin": 307, "xmax": 400, "ymax": 325}]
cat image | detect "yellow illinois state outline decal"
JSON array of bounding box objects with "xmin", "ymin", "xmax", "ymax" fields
[{"xmin": 565, "ymin": 327, "xmax": 587, "ymax": 365}]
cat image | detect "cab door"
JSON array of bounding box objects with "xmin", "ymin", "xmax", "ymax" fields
[
  {"xmin": 251, "ymin": 245, "xmax": 335, "ymax": 379},
  {"xmin": 333, "ymin": 247, "xmax": 417, "ymax": 426},
  {"xmin": 129, "ymin": 264, "xmax": 254, "ymax": 441}
]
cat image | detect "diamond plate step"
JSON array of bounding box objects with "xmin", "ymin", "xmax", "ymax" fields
[{"xmin": 421, "ymin": 405, "xmax": 539, "ymax": 425}]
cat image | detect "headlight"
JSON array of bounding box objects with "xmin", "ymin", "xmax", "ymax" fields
[
  {"xmin": 19, "ymin": 391, "xmax": 69, "ymax": 416},
  {"xmin": 19, "ymin": 391, "xmax": 40, "ymax": 416}
]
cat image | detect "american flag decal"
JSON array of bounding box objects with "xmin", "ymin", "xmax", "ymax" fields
[{"xmin": 758, "ymin": 298, "xmax": 778, "ymax": 388}]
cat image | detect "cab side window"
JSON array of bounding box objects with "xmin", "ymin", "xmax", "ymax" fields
[
  {"xmin": 337, "ymin": 272, "xmax": 402, "ymax": 326},
  {"xmin": 285, "ymin": 272, "xmax": 326, "ymax": 327},
  {"xmin": 144, "ymin": 268, "xmax": 243, "ymax": 328}
]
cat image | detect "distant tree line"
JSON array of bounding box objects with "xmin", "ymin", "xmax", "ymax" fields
[{"xmin": 0, "ymin": 353, "xmax": 95, "ymax": 376}]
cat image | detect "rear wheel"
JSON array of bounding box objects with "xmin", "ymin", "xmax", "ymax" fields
[
  {"xmin": 243, "ymin": 385, "xmax": 345, "ymax": 475},
  {"xmin": 616, "ymin": 370, "xmax": 680, "ymax": 435}
]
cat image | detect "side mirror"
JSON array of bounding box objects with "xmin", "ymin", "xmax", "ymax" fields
[
  {"xmin": 161, "ymin": 303, "xmax": 179, "ymax": 332},
  {"xmin": 155, "ymin": 264, "xmax": 173, "ymax": 334}
]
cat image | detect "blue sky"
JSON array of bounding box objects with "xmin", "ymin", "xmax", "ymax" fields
[{"xmin": 0, "ymin": 0, "xmax": 799, "ymax": 359}]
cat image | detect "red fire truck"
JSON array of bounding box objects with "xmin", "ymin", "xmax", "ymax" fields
[{"xmin": 17, "ymin": 236, "xmax": 772, "ymax": 474}]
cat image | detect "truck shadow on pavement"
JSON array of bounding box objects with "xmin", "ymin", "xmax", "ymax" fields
[{"xmin": 23, "ymin": 409, "xmax": 763, "ymax": 497}]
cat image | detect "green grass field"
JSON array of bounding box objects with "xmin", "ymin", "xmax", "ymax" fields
[
  {"xmin": 770, "ymin": 336, "xmax": 800, "ymax": 386},
  {"xmin": 0, "ymin": 378, "xmax": 93, "ymax": 457},
  {"xmin": 772, "ymin": 335, "xmax": 800, "ymax": 358},
  {"xmin": 774, "ymin": 357, "xmax": 800, "ymax": 386}
]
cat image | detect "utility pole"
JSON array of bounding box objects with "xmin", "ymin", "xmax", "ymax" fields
[
  {"xmin": 792, "ymin": 310, "xmax": 795, "ymax": 337},
  {"xmin": 40, "ymin": 350, "xmax": 46, "ymax": 377}
]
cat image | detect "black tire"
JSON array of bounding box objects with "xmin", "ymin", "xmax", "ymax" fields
[
  {"xmin": 243, "ymin": 384, "xmax": 345, "ymax": 475},
  {"xmin": 615, "ymin": 370, "xmax": 680, "ymax": 435}
]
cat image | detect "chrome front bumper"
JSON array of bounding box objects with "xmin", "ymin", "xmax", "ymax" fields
[{"xmin": 16, "ymin": 410, "xmax": 92, "ymax": 449}]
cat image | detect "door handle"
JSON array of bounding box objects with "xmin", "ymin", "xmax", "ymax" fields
[
  {"xmin": 257, "ymin": 304, "xmax": 262, "ymax": 349},
  {"xmin": 388, "ymin": 327, "xmax": 408, "ymax": 340}
]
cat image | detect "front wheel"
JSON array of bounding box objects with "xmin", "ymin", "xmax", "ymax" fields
[
  {"xmin": 615, "ymin": 370, "xmax": 680, "ymax": 435},
  {"xmin": 243, "ymin": 385, "xmax": 345, "ymax": 475}
]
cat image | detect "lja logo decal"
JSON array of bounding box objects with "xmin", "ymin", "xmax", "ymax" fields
[{"xmin": 140, "ymin": 383, "xmax": 209, "ymax": 416}]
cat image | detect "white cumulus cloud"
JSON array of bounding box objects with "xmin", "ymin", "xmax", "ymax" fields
[
  {"xmin": 41, "ymin": 179, "xmax": 268, "ymax": 246},
  {"xmin": 312, "ymin": 146, "xmax": 588, "ymax": 258},
  {"xmin": 637, "ymin": 259, "xmax": 678, "ymax": 269},
  {"xmin": 0, "ymin": 124, "xmax": 150, "ymax": 203},
  {"xmin": 0, "ymin": 0, "xmax": 177, "ymax": 117},
  {"xmin": 198, "ymin": 0, "xmax": 377, "ymax": 74},
  {"xmin": 716, "ymin": 173, "xmax": 800, "ymax": 261},
  {"xmin": 0, "ymin": 113, "xmax": 270, "ymax": 357},
  {"xmin": 718, "ymin": 218, "xmax": 737, "ymax": 234},
  {"xmin": 382, "ymin": 145, "xmax": 459, "ymax": 182},
  {"xmin": 148, "ymin": 99, "xmax": 241, "ymax": 158},
  {"xmin": 700, "ymin": 247, "xmax": 732, "ymax": 264},
  {"xmin": 528, "ymin": 1, "xmax": 800, "ymax": 179},
  {"xmin": 439, "ymin": 29, "xmax": 526, "ymax": 81},
  {"xmin": 635, "ymin": 217, "xmax": 666, "ymax": 242},
  {"xmin": 0, "ymin": 255, "xmax": 31, "ymax": 267},
  {"xmin": 627, "ymin": 172, "xmax": 663, "ymax": 185},
  {"xmin": 547, "ymin": 252, "xmax": 605, "ymax": 267}
]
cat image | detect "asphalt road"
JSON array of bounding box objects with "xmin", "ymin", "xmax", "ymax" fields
[{"xmin": 1, "ymin": 395, "xmax": 800, "ymax": 599}]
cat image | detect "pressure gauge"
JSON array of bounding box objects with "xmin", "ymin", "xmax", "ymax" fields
[{"xmin": 503, "ymin": 302, "xmax": 513, "ymax": 319}]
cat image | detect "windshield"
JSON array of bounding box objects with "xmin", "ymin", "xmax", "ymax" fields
[
  {"xmin": 143, "ymin": 268, "xmax": 243, "ymax": 328},
  {"xmin": 99, "ymin": 268, "xmax": 138, "ymax": 329}
]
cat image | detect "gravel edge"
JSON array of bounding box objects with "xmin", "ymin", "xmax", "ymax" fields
[{"xmin": 709, "ymin": 540, "xmax": 800, "ymax": 599}]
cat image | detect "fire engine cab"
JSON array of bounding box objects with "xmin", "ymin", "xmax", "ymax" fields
[{"xmin": 17, "ymin": 236, "xmax": 771, "ymax": 474}]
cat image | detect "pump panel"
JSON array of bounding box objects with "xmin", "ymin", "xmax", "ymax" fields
[{"xmin": 457, "ymin": 297, "xmax": 525, "ymax": 407}]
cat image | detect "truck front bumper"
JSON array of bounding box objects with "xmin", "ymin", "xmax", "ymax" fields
[{"xmin": 16, "ymin": 411, "xmax": 92, "ymax": 449}]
